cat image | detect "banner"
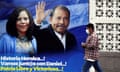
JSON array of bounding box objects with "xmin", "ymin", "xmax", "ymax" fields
[{"xmin": 0, "ymin": 0, "xmax": 88, "ymax": 72}]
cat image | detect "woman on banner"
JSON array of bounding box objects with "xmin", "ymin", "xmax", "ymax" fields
[{"xmin": 0, "ymin": 7, "xmax": 37, "ymax": 56}]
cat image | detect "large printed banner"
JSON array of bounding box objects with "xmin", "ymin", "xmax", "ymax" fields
[{"xmin": 0, "ymin": 0, "xmax": 88, "ymax": 72}]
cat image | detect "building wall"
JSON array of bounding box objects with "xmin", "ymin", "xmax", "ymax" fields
[
  {"xmin": 99, "ymin": 52, "xmax": 120, "ymax": 72},
  {"xmin": 89, "ymin": 0, "xmax": 120, "ymax": 52}
]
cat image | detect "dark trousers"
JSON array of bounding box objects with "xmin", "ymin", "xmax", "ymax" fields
[{"xmin": 82, "ymin": 60, "xmax": 102, "ymax": 72}]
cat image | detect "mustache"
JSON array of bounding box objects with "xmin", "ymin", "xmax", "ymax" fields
[{"xmin": 56, "ymin": 24, "xmax": 66, "ymax": 27}]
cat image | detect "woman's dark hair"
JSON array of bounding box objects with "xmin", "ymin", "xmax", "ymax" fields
[
  {"xmin": 6, "ymin": 7, "xmax": 34, "ymax": 40},
  {"xmin": 86, "ymin": 23, "xmax": 94, "ymax": 31},
  {"xmin": 50, "ymin": 5, "xmax": 70, "ymax": 18}
]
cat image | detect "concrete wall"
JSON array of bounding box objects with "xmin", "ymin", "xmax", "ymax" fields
[{"xmin": 99, "ymin": 52, "xmax": 120, "ymax": 72}]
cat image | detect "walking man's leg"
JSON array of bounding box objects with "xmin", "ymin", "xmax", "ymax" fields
[
  {"xmin": 82, "ymin": 60, "xmax": 93, "ymax": 72},
  {"xmin": 93, "ymin": 60, "xmax": 102, "ymax": 72}
]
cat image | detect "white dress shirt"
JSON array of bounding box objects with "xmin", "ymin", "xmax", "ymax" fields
[{"xmin": 54, "ymin": 31, "xmax": 66, "ymax": 50}]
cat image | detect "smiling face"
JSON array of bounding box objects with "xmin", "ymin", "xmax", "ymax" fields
[
  {"xmin": 16, "ymin": 11, "xmax": 30, "ymax": 35},
  {"xmin": 50, "ymin": 7, "xmax": 70, "ymax": 34}
]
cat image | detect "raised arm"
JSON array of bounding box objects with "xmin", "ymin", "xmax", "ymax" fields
[{"xmin": 35, "ymin": 1, "xmax": 50, "ymax": 24}]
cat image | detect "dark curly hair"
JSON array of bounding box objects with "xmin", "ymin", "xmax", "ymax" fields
[{"xmin": 6, "ymin": 7, "xmax": 34, "ymax": 40}]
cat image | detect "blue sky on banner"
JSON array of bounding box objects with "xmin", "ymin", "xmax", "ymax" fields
[
  {"xmin": 0, "ymin": 0, "xmax": 88, "ymax": 33},
  {"xmin": 0, "ymin": 0, "xmax": 88, "ymax": 18}
]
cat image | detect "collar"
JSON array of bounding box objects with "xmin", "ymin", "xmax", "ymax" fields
[{"xmin": 54, "ymin": 31, "xmax": 66, "ymax": 39}]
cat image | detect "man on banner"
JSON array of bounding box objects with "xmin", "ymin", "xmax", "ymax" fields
[{"xmin": 33, "ymin": 1, "xmax": 77, "ymax": 53}]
